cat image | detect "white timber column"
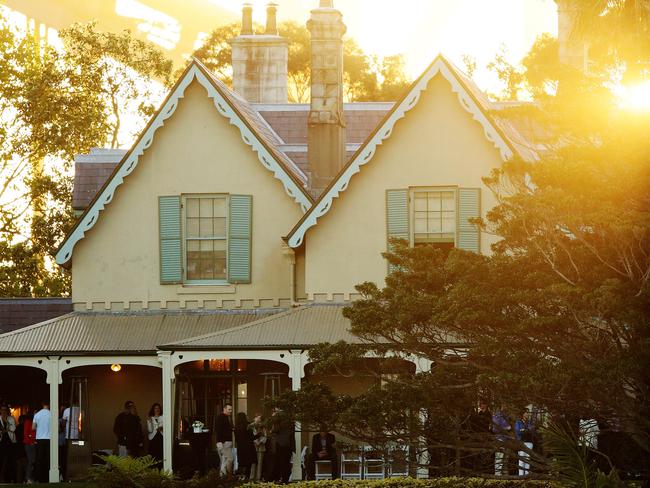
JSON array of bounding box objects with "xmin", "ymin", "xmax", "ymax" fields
[
  {"xmin": 158, "ymin": 351, "xmax": 175, "ymax": 472},
  {"xmin": 413, "ymin": 357, "xmax": 432, "ymax": 479},
  {"xmin": 287, "ymin": 350, "xmax": 307, "ymax": 481},
  {"xmin": 47, "ymin": 357, "xmax": 60, "ymax": 483}
]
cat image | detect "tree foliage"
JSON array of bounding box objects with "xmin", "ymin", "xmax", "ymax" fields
[{"xmin": 0, "ymin": 16, "xmax": 172, "ymax": 297}]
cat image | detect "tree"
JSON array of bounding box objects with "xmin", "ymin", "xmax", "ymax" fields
[
  {"xmin": 190, "ymin": 21, "xmax": 411, "ymax": 103},
  {"xmin": 0, "ymin": 16, "xmax": 172, "ymax": 297}
]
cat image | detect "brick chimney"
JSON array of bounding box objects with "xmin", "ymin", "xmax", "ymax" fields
[
  {"xmin": 307, "ymin": 0, "xmax": 347, "ymax": 190},
  {"xmin": 230, "ymin": 3, "xmax": 288, "ymax": 103},
  {"xmin": 557, "ymin": 0, "xmax": 588, "ymax": 71}
]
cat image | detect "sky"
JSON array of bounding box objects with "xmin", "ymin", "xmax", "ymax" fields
[
  {"xmin": 210, "ymin": 0, "xmax": 558, "ymax": 91},
  {"xmin": 7, "ymin": 0, "xmax": 559, "ymax": 94}
]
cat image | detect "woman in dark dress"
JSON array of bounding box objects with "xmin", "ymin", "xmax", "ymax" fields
[
  {"xmin": 146, "ymin": 403, "xmax": 163, "ymax": 467},
  {"xmin": 234, "ymin": 412, "xmax": 256, "ymax": 479}
]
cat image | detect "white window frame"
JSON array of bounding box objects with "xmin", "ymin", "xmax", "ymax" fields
[
  {"xmin": 181, "ymin": 193, "xmax": 229, "ymax": 285},
  {"xmin": 409, "ymin": 186, "xmax": 458, "ymax": 246}
]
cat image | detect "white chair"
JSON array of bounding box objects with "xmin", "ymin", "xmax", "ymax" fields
[
  {"xmin": 387, "ymin": 445, "xmax": 409, "ymax": 478},
  {"xmin": 363, "ymin": 446, "xmax": 385, "ymax": 480},
  {"xmin": 315, "ymin": 459, "xmax": 333, "ymax": 480},
  {"xmin": 340, "ymin": 449, "xmax": 362, "ymax": 480}
]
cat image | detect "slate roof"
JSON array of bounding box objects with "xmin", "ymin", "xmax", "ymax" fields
[
  {"xmin": 0, "ymin": 309, "xmax": 281, "ymax": 355},
  {"xmin": 72, "ymin": 103, "xmax": 392, "ymax": 211},
  {"xmin": 0, "ymin": 298, "xmax": 73, "ymax": 334}
]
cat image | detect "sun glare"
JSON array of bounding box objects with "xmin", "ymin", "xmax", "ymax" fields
[{"xmin": 618, "ymin": 80, "xmax": 650, "ymax": 111}]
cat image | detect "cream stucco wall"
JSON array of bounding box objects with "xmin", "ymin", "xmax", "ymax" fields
[
  {"xmin": 304, "ymin": 75, "xmax": 504, "ymax": 299},
  {"xmin": 71, "ymin": 80, "xmax": 304, "ymax": 310}
]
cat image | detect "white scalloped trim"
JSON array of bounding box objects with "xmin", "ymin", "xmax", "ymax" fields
[
  {"xmin": 287, "ymin": 57, "xmax": 514, "ymax": 248},
  {"xmin": 56, "ymin": 63, "xmax": 311, "ymax": 266}
]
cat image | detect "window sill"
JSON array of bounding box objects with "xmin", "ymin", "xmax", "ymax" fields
[{"xmin": 176, "ymin": 284, "xmax": 236, "ymax": 295}]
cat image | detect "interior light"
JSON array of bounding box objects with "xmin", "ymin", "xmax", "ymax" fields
[{"xmin": 111, "ymin": 364, "xmax": 122, "ymax": 373}]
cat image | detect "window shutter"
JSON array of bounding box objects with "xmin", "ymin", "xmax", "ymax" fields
[
  {"xmin": 386, "ymin": 189, "xmax": 409, "ymax": 273},
  {"xmin": 159, "ymin": 196, "xmax": 182, "ymax": 284},
  {"xmin": 228, "ymin": 194, "xmax": 252, "ymax": 284},
  {"xmin": 458, "ymin": 188, "xmax": 481, "ymax": 253}
]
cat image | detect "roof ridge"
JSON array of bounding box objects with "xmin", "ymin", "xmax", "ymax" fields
[{"xmin": 162, "ymin": 305, "xmax": 310, "ymax": 347}]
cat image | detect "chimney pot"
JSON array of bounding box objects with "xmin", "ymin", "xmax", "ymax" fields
[
  {"xmin": 241, "ymin": 3, "xmax": 253, "ymax": 35},
  {"xmin": 320, "ymin": 0, "xmax": 334, "ymax": 7},
  {"xmin": 266, "ymin": 3, "xmax": 278, "ymax": 35}
]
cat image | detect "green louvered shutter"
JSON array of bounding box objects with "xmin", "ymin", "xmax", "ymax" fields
[
  {"xmin": 159, "ymin": 196, "xmax": 182, "ymax": 284},
  {"xmin": 457, "ymin": 188, "xmax": 481, "ymax": 253},
  {"xmin": 386, "ymin": 189, "xmax": 409, "ymax": 273},
  {"xmin": 228, "ymin": 194, "xmax": 252, "ymax": 284}
]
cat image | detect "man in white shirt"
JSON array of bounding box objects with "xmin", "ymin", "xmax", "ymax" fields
[{"xmin": 32, "ymin": 401, "xmax": 51, "ymax": 483}]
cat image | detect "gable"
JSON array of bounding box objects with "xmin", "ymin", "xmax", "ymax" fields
[
  {"xmin": 286, "ymin": 55, "xmax": 517, "ymax": 249},
  {"xmin": 56, "ymin": 60, "xmax": 313, "ymax": 267}
]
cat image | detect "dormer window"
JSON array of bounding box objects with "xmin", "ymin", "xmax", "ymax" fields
[
  {"xmin": 413, "ymin": 189, "xmax": 456, "ymax": 246},
  {"xmin": 386, "ymin": 186, "xmax": 481, "ymax": 267}
]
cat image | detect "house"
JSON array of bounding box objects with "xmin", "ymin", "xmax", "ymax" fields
[{"xmin": 0, "ymin": 1, "xmax": 563, "ymax": 482}]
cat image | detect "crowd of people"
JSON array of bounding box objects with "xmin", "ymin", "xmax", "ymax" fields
[
  {"xmin": 0, "ymin": 401, "xmax": 54, "ymax": 483},
  {"xmin": 215, "ymin": 403, "xmax": 297, "ymax": 483}
]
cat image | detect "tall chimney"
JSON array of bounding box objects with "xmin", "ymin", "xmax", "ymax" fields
[
  {"xmin": 241, "ymin": 3, "xmax": 253, "ymax": 35},
  {"xmin": 266, "ymin": 3, "xmax": 278, "ymax": 35},
  {"xmin": 230, "ymin": 3, "xmax": 288, "ymax": 103},
  {"xmin": 557, "ymin": 0, "xmax": 588, "ymax": 71},
  {"xmin": 307, "ymin": 0, "xmax": 347, "ymax": 190}
]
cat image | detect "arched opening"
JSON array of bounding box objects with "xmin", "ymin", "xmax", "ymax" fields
[
  {"xmin": 172, "ymin": 358, "xmax": 290, "ymax": 477},
  {"xmin": 60, "ymin": 364, "xmax": 162, "ymax": 458}
]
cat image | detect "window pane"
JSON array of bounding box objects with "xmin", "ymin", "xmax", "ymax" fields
[
  {"xmin": 428, "ymin": 216, "xmax": 441, "ymax": 233},
  {"xmin": 441, "ymin": 192, "xmax": 455, "ymax": 211},
  {"xmin": 428, "ymin": 193, "xmax": 441, "ymax": 211},
  {"xmin": 186, "ymin": 198, "xmax": 199, "ymax": 218},
  {"xmin": 414, "ymin": 194, "xmax": 427, "ymax": 211},
  {"xmin": 200, "ymin": 259, "xmax": 215, "ymax": 280},
  {"xmin": 213, "ymin": 217, "xmax": 226, "ymax": 237},
  {"xmin": 187, "ymin": 218, "xmax": 199, "ymax": 238},
  {"xmin": 199, "ymin": 218, "xmax": 213, "ymax": 237},
  {"xmin": 213, "ymin": 198, "xmax": 227, "ymax": 217},
  {"xmin": 199, "ymin": 240, "xmax": 214, "ymax": 253},
  {"xmin": 200, "ymin": 198, "xmax": 213, "ymax": 218},
  {"xmin": 186, "ymin": 257, "xmax": 200, "ymax": 280}
]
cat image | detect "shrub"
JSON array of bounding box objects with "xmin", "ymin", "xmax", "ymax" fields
[
  {"xmin": 89, "ymin": 455, "xmax": 175, "ymax": 488},
  {"xmin": 242, "ymin": 479, "xmax": 559, "ymax": 488}
]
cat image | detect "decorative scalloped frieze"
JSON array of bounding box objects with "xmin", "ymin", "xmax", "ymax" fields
[
  {"xmin": 56, "ymin": 63, "xmax": 311, "ymax": 266},
  {"xmin": 286, "ymin": 57, "xmax": 514, "ymax": 248}
]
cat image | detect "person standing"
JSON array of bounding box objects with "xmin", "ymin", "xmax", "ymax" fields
[
  {"xmin": 32, "ymin": 401, "xmax": 51, "ymax": 483},
  {"xmin": 215, "ymin": 403, "xmax": 234, "ymax": 478},
  {"xmin": 113, "ymin": 401, "xmax": 144, "ymax": 457},
  {"xmin": 22, "ymin": 410, "xmax": 36, "ymax": 483},
  {"xmin": 146, "ymin": 403, "xmax": 163, "ymax": 466},
  {"xmin": 492, "ymin": 405, "xmax": 511, "ymax": 476},
  {"xmin": 234, "ymin": 412, "xmax": 255, "ymax": 479},
  {"xmin": 249, "ymin": 414, "xmax": 266, "ymax": 481},
  {"xmin": 469, "ymin": 399, "xmax": 492, "ymax": 474},
  {"xmin": 515, "ymin": 409, "xmax": 535, "ymax": 476},
  {"xmin": 0, "ymin": 405, "xmax": 17, "ymax": 482},
  {"xmin": 271, "ymin": 409, "xmax": 295, "ymax": 484}
]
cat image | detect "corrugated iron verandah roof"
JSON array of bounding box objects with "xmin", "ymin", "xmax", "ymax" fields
[
  {"xmin": 0, "ymin": 309, "xmax": 282, "ymax": 356},
  {"xmin": 159, "ymin": 304, "xmax": 362, "ymax": 350}
]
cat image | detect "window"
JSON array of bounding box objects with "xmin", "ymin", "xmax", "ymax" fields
[
  {"xmin": 158, "ymin": 194, "xmax": 251, "ymax": 285},
  {"xmin": 184, "ymin": 195, "xmax": 228, "ymax": 282},
  {"xmin": 412, "ymin": 189, "xmax": 456, "ymax": 245},
  {"xmin": 386, "ymin": 187, "xmax": 480, "ymax": 263}
]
